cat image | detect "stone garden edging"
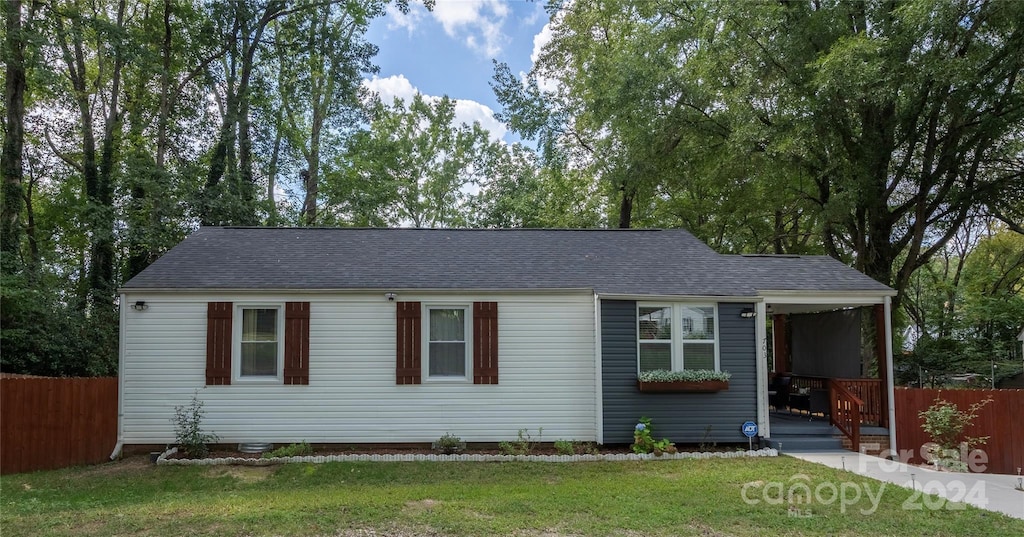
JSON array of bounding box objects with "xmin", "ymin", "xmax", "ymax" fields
[{"xmin": 156, "ymin": 447, "xmax": 778, "ymax": 466}]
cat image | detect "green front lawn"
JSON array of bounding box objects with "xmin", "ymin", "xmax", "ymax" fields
[{"xmin": 1, "ymin": 456, "xmax": 1020, "ymax": 536}]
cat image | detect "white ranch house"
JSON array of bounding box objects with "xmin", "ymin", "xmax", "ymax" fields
[{"xmin": 116, "ymin": 227, "xmax": 897, "ymax": 455}]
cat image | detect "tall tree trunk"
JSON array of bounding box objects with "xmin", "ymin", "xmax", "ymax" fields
[
  {"xmin": 54, "ymin": 0, "xmax": 125, "ymax": 308},
  {"xmin": 266, "ymin": 106, "xmax": 283, "ymax": 225},
  {"xmin": 301, "ymin": 128, "xmax": 321, "ymax": 226},
  {"xmin": 2, "ymin": 0, "xmax": 29, "ymax": 270},
  {"xmin": 87, "ymin": 0, "xmax": 126, "ymax": 308},
  {"xmin": 55, "ymin": 10, "xmax": 99, "ymax": 308},
  {"xmin": 204, "ymin": 1, "xmax": 284, "ymax": 226},
  {"xmin": 22, "ymin": 172, "xmax": 39, "ymax": 273},
  {"xmin": 617, "ymin": 183, "xmax": 633, "ymax": 229},
  {"xmin": 156, "ymin": 0, "xmax": 172, "ymax": 170}
]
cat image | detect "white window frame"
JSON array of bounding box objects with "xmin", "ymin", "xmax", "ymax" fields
[
  {"xmin": 422, "ymin": 304, "xmax": 473, "ymax": 382},
  {"xmin": 636, "ymin": 302, "xmax": 720, "ymax": 374},
  {"xmin": 233, "ymin": 304, "xmax": 285, "ymax": 383}
]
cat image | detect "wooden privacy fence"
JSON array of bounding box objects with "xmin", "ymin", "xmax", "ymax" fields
[
  {"xmin": 1, "ymin": 376, "xmax": 118, "ymax": 474},
  {"xmin": 895, "ymin": 388, "xmax": 1024, "ymax": 475}
]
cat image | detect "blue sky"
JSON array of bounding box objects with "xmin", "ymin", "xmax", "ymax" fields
[{"xmin": 364, "ymin": 0, "xmax": 554, "ymax": 142}]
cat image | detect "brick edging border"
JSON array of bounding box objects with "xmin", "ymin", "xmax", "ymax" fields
[{"xmin": 157, "ymin": 447, "xmax": 779, "ymax": 465}]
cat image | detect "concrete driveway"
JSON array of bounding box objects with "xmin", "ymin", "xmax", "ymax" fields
[{"xmin": 788, "ymin": 450, "xmax": 1024, "ymax": 520}]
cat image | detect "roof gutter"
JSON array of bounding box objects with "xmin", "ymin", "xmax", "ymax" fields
[
  {"xmin": 117, "ymin": 287, "xmax": 597, "ymax": 295},
  {"xmin": 595, "ymin": 293, "xmax": 759, "ymax": 302},
  {"xmin": 756, "ymin": 288, "xmax": 898, "ymax": 298}
]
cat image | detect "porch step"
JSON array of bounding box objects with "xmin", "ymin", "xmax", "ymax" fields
[
  {"xmin": 767, "ymin": 418, "xmax": 844, "ymax": 452},
  {"xmin": 765, "ymin": 436, "xmax": 844, "ymax": 452},
  {"xmin": 770, "ymin": 422, "xmax": 838, "ymax": 436}
]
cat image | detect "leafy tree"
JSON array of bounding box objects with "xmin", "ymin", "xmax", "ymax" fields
[
  {"xmin": 500, "ymin": 0, "xmax": 1024, "ymax": 300},
  {"xmin": 470, "ymin": 144, "xmax": 604, "ymax": 228},
  {"xmin": 711, "ymin": 0, "xmax": 1024, "ymax": 303},
  {"xmin": 273, "ymin": 0, "xmax": 383, "ymax": 226},
  {"xmin": 330, "ymin": 93, "xmax": 497, "ymax": 227},
  {"xmin": 900, "ymin": 223, "xmax": 1023, "ymax": 383}
]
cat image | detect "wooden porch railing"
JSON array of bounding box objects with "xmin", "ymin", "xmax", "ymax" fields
[
  {"xmin": 789, "ymin": 375, "xmax": 883, "ymax": 427},
  {"xmin": 835, "ymin": 378, "xmax": 883, "ymax": 426},
  {"xmin": 829, "ymin": 379, "xmax": 863, "ymax": 452}
]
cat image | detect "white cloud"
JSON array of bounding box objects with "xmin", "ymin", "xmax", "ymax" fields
[
  {"xmin": 530, "ymin": 21, "xmax": 553, "ymax": 64},
  {"xmin": 526, "ymin": 21, "xmax": 559, "ymax": 93},
  {"xmin": 362, "ymin": 75, "xmax": 508, "ymax": 142},
  {"xmin": 385, "ymin": 3, "xmax": 426, "ymax": 34},
  {"xmin": 431, "ymin": 0, "xmax": 510, "ymax": 57},
  {"xmin": 382, "ymin": 0, "xmax": 512, "ymax": 57},
  {"xmin": 452, "ymin": 99, "xmax": 507, "ymax": 142},
  {"xmin": 522, "ymin": 3, "xmax": 544, "ymax": 27},
  {"xmin": 363, "ymin": 74, "xmax": 419, "ymax": 104}
]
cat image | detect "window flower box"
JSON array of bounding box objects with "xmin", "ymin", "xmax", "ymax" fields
[
  {"xmin": 636, "ymin": 369, "xmax": 731, "ymax": 393},
  {"xmin": 636, "ymin": 379, "xmax": 729, "ymax": 393}
]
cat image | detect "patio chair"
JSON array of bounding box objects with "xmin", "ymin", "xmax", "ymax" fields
[
  {"xmin": 768, "ymin": 375, "xmax": 791, "ymax": 410},
  {"xmin": 809, "ymin": 388, "xmax": 830, "ymax": 419}
]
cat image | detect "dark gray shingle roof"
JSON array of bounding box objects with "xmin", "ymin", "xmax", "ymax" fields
[{"xmin": 121, "ymin": 227, "xmax": 893, "ymax": 296}]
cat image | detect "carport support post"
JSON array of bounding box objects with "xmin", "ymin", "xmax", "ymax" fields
[
  {"xmin": 874, "ymin": 304, "xmax": 890, "ymax": 429},
  {"xmin": 755, "ymin": 301, "xmax": 769, "ymax": 440},
  {"xmin": 884, "ymin": 296, "xmax": 897, "ymax": 457}
]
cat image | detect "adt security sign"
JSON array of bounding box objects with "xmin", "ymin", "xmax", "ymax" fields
[{"xmin": 741, "ymin": 421, "xmax": 758, "ymax": 450}]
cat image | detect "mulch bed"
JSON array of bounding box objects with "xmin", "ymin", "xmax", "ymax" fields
[{"xmin": 168, "ymin": 443, "xmax": 751, "ymax": 461}]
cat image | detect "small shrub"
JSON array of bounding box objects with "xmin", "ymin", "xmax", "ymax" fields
[
  {"xmin": 554, "ymin": 439, "xmax": 575, "ymax": 455},
  {"xmin": 699, "ymin": 425, "xmax": 717, "ymax": 451},
  {"xmin": 432, "ymin": 433, "xmax": 466, "ymax": 454},
  {"xmin": 172, "ymin": 392, "xmax": 218, "ymax": 458},
  {"xmin": 263, "ymin": 441, "xmax": 313, "ymax": 459},
  {"xmin": 554, "ymin": 439, "xmax": 599, "ymax": 455},
  {"xmin": 632, "ymin": 417, "xmax": 675, "ymax": 455},
  {"xmin": 499, "ymin": 428, "xmax": 542, "ymax": 455},
  {"xmin": 919, "ymin": 397, "xmax": 992, "ymax": 470}
]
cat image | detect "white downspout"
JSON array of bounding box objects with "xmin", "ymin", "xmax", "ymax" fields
[
  {"xmin": 755, "ymin": 300, "xmax": 769, "ymax": 440},
  {"xmin": 594, "ymin": 294, "xmax": 604, "ymax": 445},
  {"xmin": 884, "ymin": 296, "xmax": 897, "ymax": 458},
  {"xmin": 110, "ymin": 292, "xmax": 127, "ymax": 460}
]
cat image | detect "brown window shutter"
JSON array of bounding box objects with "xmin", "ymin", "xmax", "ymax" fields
[
  {"xmin": 473, "ymin": 302, "xmax": 499, "ymax": 384},
  {"xmin": 284, "ymin": 302, "xmax": 311, "ymax": 385},
  {"xmin": 396, "ymin": 302, "xmax": 422, "ymax": 384},
  {"xmin": 206, "ymin": 302, "xmax": 232, "ymax": 385}
]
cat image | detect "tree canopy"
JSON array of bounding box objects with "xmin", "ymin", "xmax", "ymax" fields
[{"xmin": 1, "ymin": 0, "xmax": 1021, "ymax": 377}]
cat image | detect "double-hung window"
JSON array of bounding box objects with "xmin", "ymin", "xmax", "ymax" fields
[
  {"xmin": 638, "ymin": 303, "xmax": 718, "ymax": 373},
  {"xmin": 236, "ymin": 306, "xmax": 283, "ymax": 380},
  {"xmin": 425, "ymin": 306, "xmax": 471, "ymax": 380}
]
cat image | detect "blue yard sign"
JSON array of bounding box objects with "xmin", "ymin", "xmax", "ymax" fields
[{"xmin": 741, "ymin": 421, "xmax": 758, "ymax": 438}]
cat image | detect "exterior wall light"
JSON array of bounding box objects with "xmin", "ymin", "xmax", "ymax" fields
[
  {"xmin": 132, "ymin": 301, "xmax": 149, "ymax": 311},
  {"xmin": 740, "ymin": 309, "xmax": 756, "ymax": 318}
]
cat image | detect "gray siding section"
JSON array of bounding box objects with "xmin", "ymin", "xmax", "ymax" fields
[{"xmin": 601, "ymin": 300, "xmax": 758, "ymax": 444}]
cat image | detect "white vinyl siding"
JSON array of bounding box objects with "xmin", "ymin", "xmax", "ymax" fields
[{"xmin": 121, "ymin": 291, "xmax": 597, "ymax": 443}]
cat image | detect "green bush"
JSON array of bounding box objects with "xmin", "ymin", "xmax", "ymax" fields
[
  {"xmin": 553, "ymin": 439, "xmax": 574, "ymax": 455},
  {"xmin": 172, "ymin": 392, "xmax": 218, "ymax": 458},
  {"xmin": 631, "ymin": 417, "xmax": 676, "ymax": 455},
  {"xmin": 263, "ymin": 441, "xmax": 313, "ymax": 458},
  {"xmin": 499, "ymin": 428, "xmax": 542, "ymax": 455},
  {"xmin": 553, "ymin": 440, "xmax": 599, "ymax": 456},
  {"xmin": 432, "ymin": 433, "xmax": 466, "ymax": 454},
  {"xmin": 919, "ymin": 397, "xmax": 992, "ymax": 470}
]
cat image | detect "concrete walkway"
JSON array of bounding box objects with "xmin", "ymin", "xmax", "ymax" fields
[{"xmin": 788, "ymin": 450, "xmax": 1024, "ymax": 520}]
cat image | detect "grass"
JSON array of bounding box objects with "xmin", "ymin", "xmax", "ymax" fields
[{"xmin": 2, "ymin": 455, "xmax": 1021, "ymax": 536}]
